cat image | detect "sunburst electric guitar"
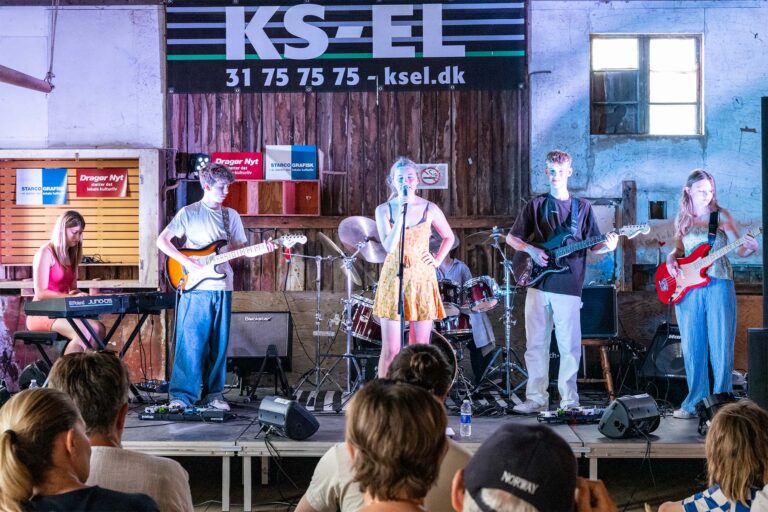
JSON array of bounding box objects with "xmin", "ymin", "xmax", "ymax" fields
[
  {"xmin": 512, "ymin": 224, "xmax": 650, "ymax": 287},
  {"xmin": 166, "ymin": 233, "xmax": 307, "ymax": 291},
  {"xmin": 654, "ymin": 226, "xmax": 762, "ymax": 305}
]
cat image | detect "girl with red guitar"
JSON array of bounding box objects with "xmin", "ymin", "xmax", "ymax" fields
[{"xmin": 665, "ymin": 170, "xmax": 758, "ymax": 419}]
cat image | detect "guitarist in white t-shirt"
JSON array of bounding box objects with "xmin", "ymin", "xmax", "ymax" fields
[
  {"xmin": 505, "ymin": 150, "xmax": 618, "ymax": 414},
  {"xmin": 157, "ymin": 163, "xmax": 276, "ymax": 411}
]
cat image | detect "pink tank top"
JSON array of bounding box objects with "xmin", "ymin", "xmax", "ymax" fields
[{"xmin": 46, "ymin": 249, "xmax": 76, "ymax": 293}]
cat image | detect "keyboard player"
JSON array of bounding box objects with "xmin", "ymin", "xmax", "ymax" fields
[{"xmin": 25, "ymin": 211, "xmax": 106, "ymax": 354}]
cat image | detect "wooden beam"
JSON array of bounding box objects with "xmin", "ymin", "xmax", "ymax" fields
[
  {"xmin": 621, "ymin": 180, "xmax": 637, "ymax": 292},
  {"xmin": 241, "ymin": 215, "xmax": 516, "ymax": 230}
]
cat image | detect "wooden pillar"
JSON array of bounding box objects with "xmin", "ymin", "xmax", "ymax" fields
[{"xmin": 621, "ymin": 180, "xmax": 637, "ymax": 292}]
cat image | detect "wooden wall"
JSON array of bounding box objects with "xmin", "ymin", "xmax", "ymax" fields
[{"xmin": 168, "ymin": 89, "xmax": 529, "ymax": 291}]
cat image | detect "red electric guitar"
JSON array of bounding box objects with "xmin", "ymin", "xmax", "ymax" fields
[{"xmin": 654, "ymin": 226, "xmax": 762, "ymax": 305}]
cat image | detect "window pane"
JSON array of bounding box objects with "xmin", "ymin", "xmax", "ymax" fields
[
  {"xmin": 592, "ymin": 70, "xmax": 638, "ymax": 102},
  {"xmin": 650, "ymin": 38, "xmax": 697, "ymax": 72},
  {"xmin": 592, "ymin": 38, "xmax": 638, "ymax": 70},
  {"xmin": 650, "ymin": 71, "xmax": 698, "ymax": 102},
  {"xmin": 649, "ymin": 105, "xmax": 698, "ymax": 135},
  {"xmin": 592, "ymin": 103, "xmax": 639, "ymax": 134}
]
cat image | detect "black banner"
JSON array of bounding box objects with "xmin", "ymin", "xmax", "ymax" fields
[{"xmin": 166, "ymin": 0, "xmax": 527, "ymax": 93}]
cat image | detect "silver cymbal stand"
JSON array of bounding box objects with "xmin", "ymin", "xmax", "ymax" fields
[
  {"xmin": 324, "ymin": 241, "xmax": 366, "ymax": 395},
  {"xmin": 475, "ymin": 227, "xmax": 528, "ymax": 405},
  {"xmin": 294, "ymin": 254, "xmax": 344, "ymax": 394}
]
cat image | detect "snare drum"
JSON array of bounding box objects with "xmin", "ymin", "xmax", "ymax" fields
[
  {"xmin": 438, "ymin": 279, "xmax": 462, "ymax": 317},
  {"xmin": 462, "ymin": 276, "xmax": 500, "ymax": 313},
  {"xmin": 344, "ymin": 295, "xmax": 381, "ymax": 343},
  {"xmin": 434, "ymin": 313, "xmax": 473, "ymax": 338}
]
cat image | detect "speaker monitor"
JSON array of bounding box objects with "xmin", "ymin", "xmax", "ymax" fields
[
  {"xmin": 581, "ymin": 285, "xmax": 617, "ymax": 338},
  {"xmin": 258, "ymin": 395, "xmax": 319, "ymax": 440},
  {"xmin": 748, "ymin": 328, "xmax": 768, "ymax": 410},
  {"xmin": 641, "ymin": 323, "xmax": 685, "ymax": 379},
  {"xmin": 227, "ymin": 312, "xmax": 293, "ymax": 373},
  {"xmin": 598, "ymin": 393, "xmax": 661, "ymax": 439}
]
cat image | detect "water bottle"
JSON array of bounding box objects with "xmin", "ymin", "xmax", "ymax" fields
[
  {"xmin": 460, "ymin": 399, "xmax": 472, "ymax": 438},
  {"xmin": 29, "ymin": 379, "xmax": 39, "ymax": 389}
]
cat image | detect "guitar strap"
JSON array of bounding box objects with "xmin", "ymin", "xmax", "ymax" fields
[
  {"xmin": 221, "ymin": 206, "xmax": 232, "ymax": 245},
  {"xmin": 543, "ymin": 195, "xmax": 579, "ymax": 235},
  {"xmin": 708, "ymin": 210, "xmax": 718, "ymax": 247}
]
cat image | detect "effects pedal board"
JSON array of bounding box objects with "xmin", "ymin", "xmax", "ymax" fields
[
  {"xmin": 138, "ymin": 404, "xmax": 233, "ymax": 423},
  {"xmin": 537, "ymin": 405, "xmax": 606, "ymax": 425}
]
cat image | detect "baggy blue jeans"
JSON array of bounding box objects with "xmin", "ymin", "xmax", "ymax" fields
[
  {"xmin": 675, "ymin": 278, "xmax": 736, "ymax": 414},
  {"xmin": 169, "ymin": 290, "xmax": 232, "ymax": 406}
]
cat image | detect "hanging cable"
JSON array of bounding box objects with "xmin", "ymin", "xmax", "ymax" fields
[{"xmin": 44, "ymin": 0, "xmax": 61, "ymax": 88}]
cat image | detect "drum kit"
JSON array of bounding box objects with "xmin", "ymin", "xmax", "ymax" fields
[{"xmin": 293, "ymin": 218, "xmax": 527, "ymax": 408}]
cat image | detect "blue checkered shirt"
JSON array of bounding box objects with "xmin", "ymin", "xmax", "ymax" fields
[{"xmin": 683, "ymin": 484, "xmax": 757, "ymax": 511}]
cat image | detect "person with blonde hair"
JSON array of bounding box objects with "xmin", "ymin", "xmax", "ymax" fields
[
  {"xmin": 0, "ymin": 388, "xmax": 158, "ymax": 512},
  {"xmin": 47, "ymin": 351, "xmax": 193, "ymax": 511},
  {"xmin": 296, "ymin": 344, "xmax": 468, "ymax": 512},
  {"xmin": 665, "ymin": 170, "xmax": 758, "ymax": 419},
  {"xmin": 346, "ymin": 379, "xmax": 448, "ymax": 512},
  {"xmin": 372, "ymin": 156, "xmax": 455, "ymax": 377},
  {"xmin": 26, "ymin": 210, "xmax": 106, "ymax": 354},
  {"xmin": 660, "ymin": 400, "xmax": 768, "ymax": 510}
]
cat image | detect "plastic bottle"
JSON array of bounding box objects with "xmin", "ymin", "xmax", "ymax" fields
[
  {"xmin": 460, "ymin": 399, "xmax": 472, "ymax": 438},
  {"xmin": 29, "ymin": 379, "xmax": 39, "ymax": 389}
]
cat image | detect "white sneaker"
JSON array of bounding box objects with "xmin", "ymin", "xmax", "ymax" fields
[
  {"xmin": 672, "ymin": 409, "xmax": 695, "ymax": 419},
  {"xmin": 167, "ymin": 400, "xmax": 188, "ymax": 410},
  {"xmin": 207, "ymin": 399, "xmax": 231, "ymax": 412},
  {"xmin": 512, "ymin": 400, "xmax": 547, "ymax": 415}
]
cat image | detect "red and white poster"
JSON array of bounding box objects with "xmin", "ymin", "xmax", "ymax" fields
[
  {"xmin": 416, "ymin": 163, "xmax": 449, "ymax": 190},
  {"xmin": 211, "ymin": 152, "xmax": 263, "ymax": 180},
  {"xmin": 76, "ymin": 168, "xmax": 128, "ymax": 197}
]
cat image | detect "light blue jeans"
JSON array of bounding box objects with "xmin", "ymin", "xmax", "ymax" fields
[
  {"xmin": 170, "ymin": 290, "xmax": 232, "ymax": 406},
  {"xmin": 675, "ymin": 278, "xmax": 736, "ymax": 414}
]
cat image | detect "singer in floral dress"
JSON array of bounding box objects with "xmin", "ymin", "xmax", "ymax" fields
[{"xmin": 372, "ymin": 157, "xmax": 454, "ymax": 377}]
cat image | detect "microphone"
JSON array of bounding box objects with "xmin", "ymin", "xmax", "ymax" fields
[{"xmin": 401, "ymin": 184, "xmax": 409, "ymax": 197}]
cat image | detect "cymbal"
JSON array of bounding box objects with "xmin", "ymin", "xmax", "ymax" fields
[
  {"xmin": 338, "ymin": 216, "xmax": 387, "ymax": 264},
  {"xmin": 318, "ymin": 232, "xmax": 362, "ymax": 285},
  {"xmin": 429, "ymin": 228, "xmax": 460, "ymax": 253}
]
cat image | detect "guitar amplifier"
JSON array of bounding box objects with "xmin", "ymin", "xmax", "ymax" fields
[
  {"xmin": 581, "ymin": 285, "xmax": 618, "ymax": 338},
  {"xmin": 227, "ymin": 312, "xmax": 293, "ymax": 373}
]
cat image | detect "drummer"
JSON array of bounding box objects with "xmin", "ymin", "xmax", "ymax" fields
[{"xmin": 435, "ymin": 240, "xmax": 497, "ymax": 384}]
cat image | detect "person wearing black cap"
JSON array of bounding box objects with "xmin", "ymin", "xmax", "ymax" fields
[{"xmin": 451, "ymin": 423, "xmax": 617, "ymax": 512}]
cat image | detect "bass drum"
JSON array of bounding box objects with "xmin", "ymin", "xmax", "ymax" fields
[{"xmin": 430, "ymin": 331, "xmax": 458, "ymax": 387}]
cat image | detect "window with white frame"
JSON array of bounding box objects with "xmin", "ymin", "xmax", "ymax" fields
[{"xmin": 590, "ymin": 35, "xmax": 702, "ymax": 136}]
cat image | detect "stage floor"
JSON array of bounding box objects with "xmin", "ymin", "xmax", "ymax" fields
[{"xmin": 121, "ymin": 391, "xmax": 706, "ymax": 512}]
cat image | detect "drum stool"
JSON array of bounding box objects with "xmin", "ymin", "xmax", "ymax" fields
[{"xmin": 578, "ymin": 338, "xmax": 615, "ymax": 401}]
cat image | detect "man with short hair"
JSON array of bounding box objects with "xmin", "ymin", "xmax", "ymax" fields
[
  {"xmin": 451, "ymin": 423, "xmax": 616, "ymax": 512},
  {"xmin": 48, "ymin": 351, "xmax": 194, "ymax": 512}
]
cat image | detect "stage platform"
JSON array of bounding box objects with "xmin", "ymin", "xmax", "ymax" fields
[{"xmin": 121, "ymin": 392, "xmax": 705, "ymax": 512}]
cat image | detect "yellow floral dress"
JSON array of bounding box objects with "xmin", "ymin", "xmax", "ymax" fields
[{"xmin": 373, "ymin": 202, "xmax": 446, "ymax": 321}]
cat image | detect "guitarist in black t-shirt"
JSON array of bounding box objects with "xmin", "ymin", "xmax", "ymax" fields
[{"xmin": 505, "ymin": 150, "xmax": 618, "ymax": 414}]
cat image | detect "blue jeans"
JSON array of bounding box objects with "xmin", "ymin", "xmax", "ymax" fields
[
  {"xmin": 170, "ymin": 290, "xmax": 232, "ymax": 406},
  {"xmin": 675, "ymin": 278, "xmax": 736, "ymax": 414}
]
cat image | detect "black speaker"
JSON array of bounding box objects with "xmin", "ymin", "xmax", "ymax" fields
[
  {"xmin": 258, "ymin": 395, "xmax": 319, "ymax": 440},
  {"xmin": 227, "ymin": 312, "xmax": 293, "ymax": 374},
  {"xmin": 641, "ymin": 323, "xmax": 685, "ymax": 378},
  {"xmin": 695, "ymin": 392, "xmax": 738, "ymax": 436},
  {"xmin": 581, "ymin": 285, "xmax": 618, "ymax": 338},
  {"xmin": 598, "ymin": 393, "xmax": 661, "ymax": 439},
  {"xmin": 748, "ymin": 328, "xmax": 768, "ymax": 410}
]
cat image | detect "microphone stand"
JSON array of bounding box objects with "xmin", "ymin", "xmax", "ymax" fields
[{"xmin": 397, "ymin": 200, "xmax": 408, "ymax": 348}]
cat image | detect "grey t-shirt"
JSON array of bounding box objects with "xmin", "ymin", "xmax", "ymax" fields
[{"xmin": 166, "ymin": 201, "xmax": 247, "ymax": 291}]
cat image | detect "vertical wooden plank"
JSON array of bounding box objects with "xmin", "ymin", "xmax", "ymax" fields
[
  {"xmin": 231, "ymin": 93, "xmax": 244, "ymax": 151},
  {"xmin": 377, "ymin": 91, "xmax": 397, "ymax": 205},
  {"xmin": 262, "ymin": 93, "xmax": 277, "ymax": 146},
  {"xmin": 476, "ymin": 90, "xmax": 493, "ymax": 216},
  {"xmin": 362, "ymin": 91, "xmax": 380, "ymax": 214},
  {"xmin": 451, "ymin": 90, "xmax": 477, "ymax": 217},
  {"xmin": 621, "ymin": 180, "xmax": 637, "ymax": 292},
  {"xmin": 275, "ymin": 91, "xmax": 292, "ymax": 145},
  {"xmin": 317, "ymin": 92, "xmax": 334, "ymax": 216},
  {"xmin": 216, "ymin": 93, "xmax": 232, "ymax": 150},
  {"xmin": 330, "ymin": 92, "xmax": 350, "ymax": 216},
  {"xmin": 347, "ymin": 92, "xmax": 365, "ymax": 216},
  {"xmin": 395, "ymin": 91, "xmax": 421, "ymax": 158},
  {"xmin": 291, "ymin": 92, "xmax": 307, "ymax": 145}
]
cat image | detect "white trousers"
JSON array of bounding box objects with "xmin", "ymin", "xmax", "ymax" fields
[{"xmin": 523, "ymin": 288, "xmax": 582, "ymax": 408}]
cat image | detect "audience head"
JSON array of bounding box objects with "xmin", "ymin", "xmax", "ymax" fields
[
  {"xmin": 705, "ymin": 399, "xmax": 768, "ymax": 505},
  {"xmin": 387, "ymin": 343, "xmax": 453, "ymax": 400},
  {"xmin": 453, "ymin": 423, "xmax": 577, "ymax": 512},
  {"xmin": 48, "ymin": 351, "xmax": 130, "ymax": 437},
  {"xmin": 0, "ymin": 388, "xmax": 88, "ymax": 512},
  {"xmin": 51, "ymin": 210, "xmax": 86, "ymax": 266},
  {"xmin": 346, "ymin": 379, "xmax": 447, "ymax": 503}
]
